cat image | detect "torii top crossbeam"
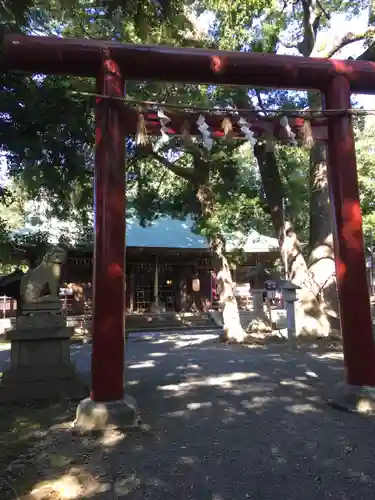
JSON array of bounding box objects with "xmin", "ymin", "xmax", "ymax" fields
[{"xmin": 3, "ymin": 34, "xmax": 375, "ymax": 93}]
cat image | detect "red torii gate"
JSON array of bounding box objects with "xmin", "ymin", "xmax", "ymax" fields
[{"xmin": 3, "ymin": 35, "xmax": 375, "ymax": 410}]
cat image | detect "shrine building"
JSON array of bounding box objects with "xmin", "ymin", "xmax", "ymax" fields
[{"xmin": 64, "ymin": 216, "xmax": 279, "ymax": 313}]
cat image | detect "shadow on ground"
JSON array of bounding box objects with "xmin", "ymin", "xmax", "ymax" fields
[{"xmin": 0, "ymin": 331, "xmax": 373, "ymax": 499}]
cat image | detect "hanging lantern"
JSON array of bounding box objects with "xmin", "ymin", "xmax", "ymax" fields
[{"xmin": 192, "ymin": 277, "xmax": 200, "ymax": 292}]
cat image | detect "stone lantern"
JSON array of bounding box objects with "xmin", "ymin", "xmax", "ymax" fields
[{"xmin": 281, "ymin": 280, "xmax": 301, "ymax": 344}]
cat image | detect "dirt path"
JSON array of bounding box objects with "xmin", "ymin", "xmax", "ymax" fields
[{"xmin": 0, "ymin": 333, "xmax": 373, "ymax": 499}]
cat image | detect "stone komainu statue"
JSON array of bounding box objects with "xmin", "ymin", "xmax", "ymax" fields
[{"xmin": 20, "ymin": 246, "xmax": 67, "ymax": 305}]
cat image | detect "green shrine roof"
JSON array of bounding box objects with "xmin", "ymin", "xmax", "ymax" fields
[
  {"xmin": 126, "ymin": 217, "xmax": 206, "ymax": 249},
  {"xmin": 13, "ymin": 216, "xmax": 279, "ymax": 253},
  {"xmin": 126, "ymin": 216, "xmax": 278, "ymax": 253}
]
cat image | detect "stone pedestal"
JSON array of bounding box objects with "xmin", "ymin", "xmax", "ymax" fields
[{"xmin": 0, "ymin": 303, "xmax": 88, "ymax": 402}]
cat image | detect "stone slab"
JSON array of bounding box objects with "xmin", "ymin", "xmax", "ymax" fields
[
  {"xmin": 21, "ymin": 300, "xmax": 62, "ymax": 311},
  {"xmin": 1, "ymin": 364, "xmax": 77, "ymax": 383},
  {"xmin": 0, "ymin": 320, "xmax": 82, "ymax": 402},
  {"xmin": 0, "ymin": 373, "xmax": 89, "ymax": 403},
  {"xmin": 73, "ymin": 395, "xmax": 141, "ymax": 433},
  {"xmin": 15, "ymin": 314, "xmax": 66, "ymax": 331},
  {"xmin": 6, "ymin": 326, "xmax": 73, "ymax": 341},
  {"xmin": 9, "ymin": 336, "xmax": 72, "ymax": 370}
]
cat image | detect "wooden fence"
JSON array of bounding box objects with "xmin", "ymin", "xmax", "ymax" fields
[{"xmin": 0, "ymin": 295, "xmax": 90, "ymax": 318}]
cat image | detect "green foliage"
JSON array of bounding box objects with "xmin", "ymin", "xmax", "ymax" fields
[
  {"xmin": 198, "ymin": 0, "xmax": 285, "ymax": 51},
  {"xmin": 1, "ymin": 0, "xmax": 206, "ymax": 218},
  {"xmin": 275, "ymin": 145, "xmax": 309, "ymax": 240},
  {"xmin": 59, "ymin": 0, "xmax": 194, "ymax": 46},
  {"xmin": 1, "ymin": 74, "xmax": 94, "ymax": 218},
  {"xmin": 12, "ymin": 230, "xmax": 50, "ymax": 264},
  {"xmin": 0, "ymin": 183, "xmax": 26, "ymax": 264},
  {"xmin": 2, "ymin": 0, "xmax": 375, "ymax": 257},
  {"xmin": 356, "ymin": 116, "xmax": 375, "ymax": 240}
]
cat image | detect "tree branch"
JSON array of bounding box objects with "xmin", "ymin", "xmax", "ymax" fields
[
  {"xmin": 148, "ymin": 150, "xmax": 196, "ymax": 181},
  {"xmin": 297, "ymin": 0, "xmax": 319, "ymax": 57},
  {"xmin": 279, "ymin": 40, "xmax": 299, "ymax": 50},
  {"xmin": 315, "ymin": 0, "xmax": 330, "ymax": 21},
  {"xmin": 156, "ymin": 134, "xmax": 208, "ymax": 164},
  {"xmin": 324, "ymin": 28, "xmax": 375, "ymax": 58},
  {"xmin": 357, "ymin": 43, "xmax": 375, "ymax": 61}
]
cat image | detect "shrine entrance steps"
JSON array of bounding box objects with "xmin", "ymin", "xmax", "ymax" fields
[
  {"xmin": 125, "ymin": 312, "xmax": 220, "ymax": 333},
  {"xmin": 68, "ymin": 312, "xmax": 220, "ymax": 342}
]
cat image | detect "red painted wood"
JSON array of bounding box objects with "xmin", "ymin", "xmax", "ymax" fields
[
  {"xmin": 3, "ymin": 34, "xmax": 375, "ymax": 93},
  {"xmin": 325, "ymin": 76, "xmax": 375, "ymax": 387},
  {"xmin": 91, "ymin": 59, "xmax": 126, "ymax": 402}
]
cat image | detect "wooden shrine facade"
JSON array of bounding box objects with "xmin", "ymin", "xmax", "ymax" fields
[{"xmin": 63, "ymin": 246, "xmax": 278, "ymax": 314}]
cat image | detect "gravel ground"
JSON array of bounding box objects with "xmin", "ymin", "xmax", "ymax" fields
[{"xmin": 1, "ymin": 331, "xmax": 374, "ymax": 499}]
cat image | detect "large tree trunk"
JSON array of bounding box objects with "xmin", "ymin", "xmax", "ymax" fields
[
  {"xmin": 295, "ymin": 6, "xmax": 340, "ymax": 337},
  {"xmin": 308, "ymin": 139, "xmax": 341, "ymax": 336},
  {"xmin": 211, "ymin": 237, "xmax": 247, "ymax": 342},
  {"xmin": 307, "ymin": 91, "xmax": 341, "ymax": 337},
  {"xmin": 254, "ymin": 143, "xmax": 333, "ymax": 337},
  {"xmin": 195, "ymin": 174, "xmax": 247, "ymax": 342}
]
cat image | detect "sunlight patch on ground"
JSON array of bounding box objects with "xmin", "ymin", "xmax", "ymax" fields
[
  {"xmin": 241, "ymin": 396, "xmax": 273, "ymax": 409},
  {"xmin": 310, "ymin": 352, "xmax": 344, "ymax": 361},
  {"xmin": 128, "ymin": 360, "xmax": 156, "ymax": 369},
  {"xmin": 186, "ymin": 401, "xmax": 212, "ymax": 410},
  {"xmin": 127, "ymin": 379, "xmax": 140, "ymax": 386},
  {"xmin": 178, "ymin": 455, "xmax": 198, "ymax": 465},
  {"xmin": 30, "ymin": 474, "xmax": 84, "ymax": 499},
  {"xmin": 176, "ymin": 363, "xmax": 202, "ymax": 371},
  {"xmin": 286, "ymin": 403, "xmax": 321, "ymax": 414},
  {"xmin": 100, "ymin": 428, "xmax": 127, "ymax": 447},
  {"xmin": 158, "ymin": 372, "xmax": 260, "ymax": 394},
  {"xmin": 29, "ymin": 468, "xmax": 140, "ymax": 499},
  {"xmin": 0, "ymin": 342, "xmax": 10, "ymax": 351},
  {"xmin": 280, "ymin": 379, "xmax": 312, "ymax": 389},
  {"xmin": 230, "ymin": 383, "xmax": 276, "ymax": 396},
  {"xmin": 153, "ymin": 333, "xmax": 219, "ymax": 347}
]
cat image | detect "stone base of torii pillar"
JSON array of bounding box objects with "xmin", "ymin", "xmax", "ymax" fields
[
  {"xmin": 73, "ymin": 395, "xmax": 141, "ymax": 432},
  {"xmin": 327, "ymin": 384, "xmax": 375, "ymax": 415}
]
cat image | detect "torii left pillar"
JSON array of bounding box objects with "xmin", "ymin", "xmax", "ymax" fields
[{"xmin": 74, "ymin": 58, "xmax": 140, "ymax": 432}]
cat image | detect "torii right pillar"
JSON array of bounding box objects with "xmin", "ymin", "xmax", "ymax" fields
[{"xmin": 325, "ymin": 75, "xmax": 375, "ymax": 398}]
